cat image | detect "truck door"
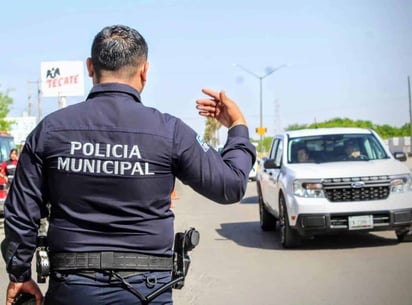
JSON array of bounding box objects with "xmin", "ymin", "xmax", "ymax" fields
[
  {"xmin": 266, "ymin": 139, "xmax": 283, "ymax": 214},
  {"xmin": 261, "ymin": 139, "xmax": 280, "ymax": 206}
]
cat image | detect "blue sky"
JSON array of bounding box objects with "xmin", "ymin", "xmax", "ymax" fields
[{"xmin": 1, "ymin": 0, "xmax": 411, "ymax": 140}]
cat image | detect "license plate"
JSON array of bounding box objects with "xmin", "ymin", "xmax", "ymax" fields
[{"xmin": 348, "ymin": 215, "xmax": 373, "ymax": 230}]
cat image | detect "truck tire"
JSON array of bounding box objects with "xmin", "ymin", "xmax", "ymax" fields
[
  {"xmin": 279, "ymin": 195, "xmax": 301, "ymax": 248},
  {"xmin": 396, "ymin": 228, "xmax": 412, "ymax": 242},
  {"xmin": 258, "ymin": 187, "xmax": 277, "ymax": 231}
]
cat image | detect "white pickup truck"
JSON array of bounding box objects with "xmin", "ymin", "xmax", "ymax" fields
[{"xmin": 256, "ymin": 127, "xmax": 412, "ymax": 248}]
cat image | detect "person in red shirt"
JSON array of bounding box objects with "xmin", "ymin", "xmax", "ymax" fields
[{"xmin": 0, "ymin": 148, "xmax": 19, "ymax": 186}]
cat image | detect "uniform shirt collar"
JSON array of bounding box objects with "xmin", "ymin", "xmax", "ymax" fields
[{"xmin": 86, "ymin": 83, "xmax": 142, "ymax": 103}]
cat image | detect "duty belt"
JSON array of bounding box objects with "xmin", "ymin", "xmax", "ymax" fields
[{"xmin": 50, "ymin": 252, "xmax": 173, "ymax": 271}]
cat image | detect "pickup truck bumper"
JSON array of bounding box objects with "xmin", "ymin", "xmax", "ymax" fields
[{"xmin": 294, "ymin": 209, "xmax": 412, "ymax": 236}]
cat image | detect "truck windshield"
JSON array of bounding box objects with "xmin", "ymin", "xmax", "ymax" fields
[{"xmin": 288, "ymin": 133, "xmax": 389, "ymax": 164}]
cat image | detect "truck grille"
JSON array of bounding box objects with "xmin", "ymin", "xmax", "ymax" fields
[{"xmin": 322, "ymin": 176, "xmax": 391, "ymax": 202}]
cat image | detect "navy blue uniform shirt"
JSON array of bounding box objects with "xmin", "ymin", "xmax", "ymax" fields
[{"xmin": 1, "ymin": 83, "xmax": 256, "ymax": 282}]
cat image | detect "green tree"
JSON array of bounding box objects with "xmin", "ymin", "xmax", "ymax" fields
[
  {"xmin": 398, "ymin": 123, "xmax": 411, "ymax": 137},
  {"xmin": 286, "ymin": 123, "xmax": 308, "ymax": 131},
  {"xmin": 0, "ymin": 85, "xmax": 14, "ymax": 131},
  {"xmin": 284, "ymin": 117, "xmax": 410, "ymax": 139},
  {"xmin": 306, "ymin": 117, "xmax": 375, "ymax": 129},
  {"xmin": 253, "ymin": 117, "xmax": 412, "ymax": 154},
  {"xmin": 258, "ymin": 137, "xmax": 273, "ymax": 154}
]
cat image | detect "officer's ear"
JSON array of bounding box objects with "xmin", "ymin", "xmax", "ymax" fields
[
  {"xmin": 86, "ymin": 57, "xmax": 94, "ymax": 78},
  {"xmin": 139, "ymin": 61, "xmax": 149, "ymax": 90},
  {"xmin": 140, "ymin": 61, "xmax": 149, "ymax": 83}
]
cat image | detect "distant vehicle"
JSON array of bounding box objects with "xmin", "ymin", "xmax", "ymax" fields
[
  {"xmin": 0, "ymin": 131, "xmax": 16, "ymax": 216},
  {"xmin": 256, "ymin": 128, "xmax": 412, "ymax": 248},
  {"xmin": 216, "ymin": 144, "xmax": 224, "ymax": 154},
  {"xmin": 248, "ymin": 161, "xmax": 257, "ymax": 181}
]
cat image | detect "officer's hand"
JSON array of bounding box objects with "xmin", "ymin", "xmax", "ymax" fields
[
  {"xmin": 196, "ymin": 88, "xmax": 247, "ymax": 128},
  {"xmin": 6, "ymin": 280, "xmax": 43, "ymax": 305}
]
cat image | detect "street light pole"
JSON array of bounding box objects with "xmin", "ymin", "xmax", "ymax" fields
[
  {"xmin": 234, "ymin": 64, "xmax": 287, "ymax": 153},
  {"xmin": 27, "ymin": 80, "xmax": 42, "ymax": 122},
  {"xmin": 408, "ymin": 75, "xmax": 412, "ymax": 154}
]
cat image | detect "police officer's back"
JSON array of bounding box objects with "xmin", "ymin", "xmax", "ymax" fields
[{"xmin": 2, "ymin": 24, "xmax": 256, "ymax": 305}]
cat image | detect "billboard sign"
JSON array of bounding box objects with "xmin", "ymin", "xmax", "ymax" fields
[{"xmin": 40, "ymin": 61, "xmax": 85, "ymax": 97}]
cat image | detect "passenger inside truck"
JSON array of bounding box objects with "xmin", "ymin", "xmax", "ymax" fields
[{"xmin": 291, "ymin": 145, "xmax": 313, "ymax": 163}]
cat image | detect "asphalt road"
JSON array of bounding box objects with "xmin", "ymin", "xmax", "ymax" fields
[
  {"xmin": 1, "ymin": 180, "xmax": 412, "ymax": 305},
  {"xmin": 171, "ymin": 180, "xmax": 412, "ymax": 305}
]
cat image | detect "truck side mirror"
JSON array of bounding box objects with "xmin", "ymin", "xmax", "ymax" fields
[{"xmin": 393, "ymin": 151, "xmax": 407, "ymax": 162}]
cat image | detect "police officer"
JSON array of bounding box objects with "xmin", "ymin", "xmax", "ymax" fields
[{"xmin": 1, "ymin": 24, "xmax": 256, "ymax": 305}]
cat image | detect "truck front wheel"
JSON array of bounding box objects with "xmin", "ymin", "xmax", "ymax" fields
[
  {"xmin": 258, "ymin": 192, "xmax": 277, "ymax": 231},
  {"xmin": 396, "ymin": 227, "xmax": 412, "ymax": 242},
  {"xmin": 279, "ymin": 195, "xmax": 302, "ymax": 248}
]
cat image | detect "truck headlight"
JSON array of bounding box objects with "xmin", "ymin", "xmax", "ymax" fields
[
  {"xmin": 293, "ymin": 180, "xmax": 324, "ymax": 198},
  {"xmin": 391, "ymin": 174, "xmax": 412, "ymax": 193}
]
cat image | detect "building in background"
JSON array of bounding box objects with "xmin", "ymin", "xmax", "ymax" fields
[
  {"xmin": 384, "ymin": 137, "xmax": 411, "ymax": 155},
  {"xmin": 6, "ymin": 114, "xmax": 37, "ymax": 145}
]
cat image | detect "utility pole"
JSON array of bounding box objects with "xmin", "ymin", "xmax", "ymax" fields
[
  {"xmin": 27, "ymin": 80, "xmax": 42, "ymax": 121},
  {"xmin": 27, "ymin": 81, "xmax": 33, "ymax": 116},
  {"xmin": 408, "ymin": 76, "xmax": 412, "ymax": 155},
  {"xmin": 233, "ymin": 64, "xmax": 287, "ymax": 154},
  {"xmin": 58, "ymin": 95, "xmax": 67, "ymax": 109},
  {"xmin": 37, "ymin": 80, "xmax": 42, "ymax": 123},
  {"xmin": 274, "ymin": 98, "xmax": 280, "ymax": 135}
]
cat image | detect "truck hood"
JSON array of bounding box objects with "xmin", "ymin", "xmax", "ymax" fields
[{"xmin": 287, "ymin": 159, "xmax": 411, "ymax": 179}]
